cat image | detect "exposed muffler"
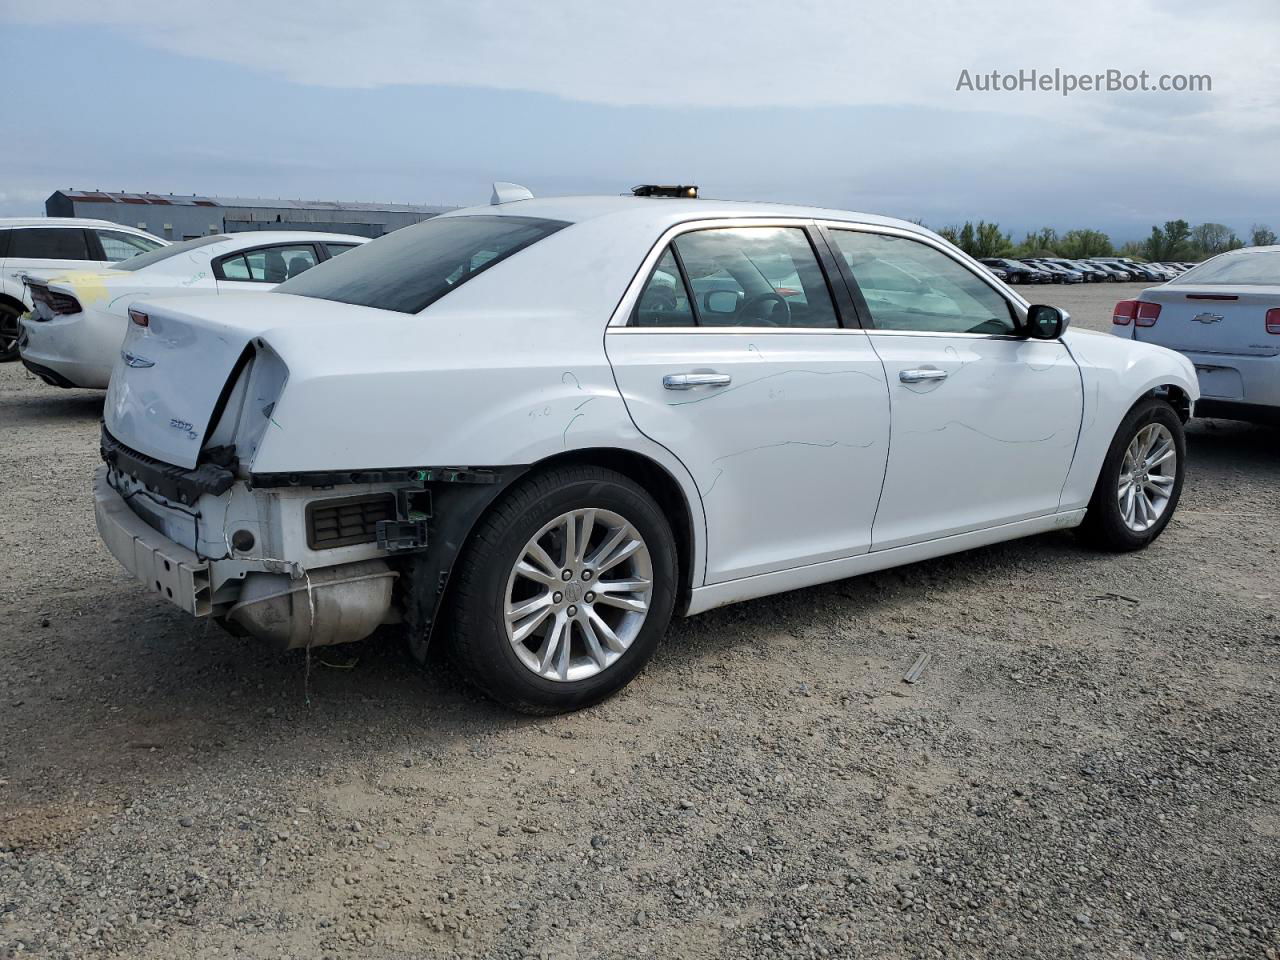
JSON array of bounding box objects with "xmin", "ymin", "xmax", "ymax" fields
[{"xmin": 226, "ymin": 560, "xmax": 397, "ymax": 649}]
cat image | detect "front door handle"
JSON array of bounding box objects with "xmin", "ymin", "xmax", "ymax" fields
[
  {"xmin": 663, "ymin": 372, "xmax": 732, "ymax": 390},
  {"xmin": 899, "ymin": 368, "xmax": 948, "ymax": 383}
]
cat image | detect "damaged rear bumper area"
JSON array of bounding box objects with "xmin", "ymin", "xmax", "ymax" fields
[
  {"xmin": 95, "ymin": 427, "xmax": 521, "ymax": 651},
  {"xmin": 94, "ymin": 465, "xmax": 399, "ymax": 648}
]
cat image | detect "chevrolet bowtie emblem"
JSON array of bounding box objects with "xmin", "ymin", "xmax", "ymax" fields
[{"xmin": 1191, "ymin": 312, "xmax": 1224, "ymax": 324}]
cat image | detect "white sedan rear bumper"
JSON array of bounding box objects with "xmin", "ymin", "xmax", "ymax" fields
[{"xmin": 19, "ymin": 314, "xmax": 116, "ymax": 389}]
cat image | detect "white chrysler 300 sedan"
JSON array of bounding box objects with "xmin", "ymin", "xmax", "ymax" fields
[
  {"xmin": 94, "ymin": 187, "xmax": 1198, "ymax": 713},
  {"xmin": 19, "ymin": 231, "xmax": 367, "ymax": 389}
]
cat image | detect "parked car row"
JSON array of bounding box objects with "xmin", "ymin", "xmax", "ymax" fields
[
  {"xmin": 0, "ymin": 218, "xmax": 167, "ymax": 361},
  {"xmin": 2, "ymin": 218, "xmax": 366, "ymax": 385},
  {"xmin": 979, "ymin": 256, "xmax": 1197, "ymax": 285}
]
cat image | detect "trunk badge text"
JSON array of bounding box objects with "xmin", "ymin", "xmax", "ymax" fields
[
  {"xmin": 120, "ymin": 351, "xmax": 155, "ymax": 368},
  {"xmin": 1191, "ymin": 312, "xmax": 1224, "ymax": 324},
  {"xmin": 169, "ymin": 418, "xmax": 196, "ymax": 439}
]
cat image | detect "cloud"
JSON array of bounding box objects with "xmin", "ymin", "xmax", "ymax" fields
[{"xmin": 5, "ymin": 0, "xmax": 1277, "ymax": 133}]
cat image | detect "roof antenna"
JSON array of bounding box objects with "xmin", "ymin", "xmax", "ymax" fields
[{"xmin": 491, "ymin": 182, "xmax": 534, "ymax": 205}]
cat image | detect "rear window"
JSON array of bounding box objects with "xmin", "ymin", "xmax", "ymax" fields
[
  {"xmin": 1172, "ymin": 250, "xmax": 1280, "ymax": 286},
  {"xmin": 112, "ymin": 235, "xmax": 226, "ymax": 272},
  {"xmin": 276, "ymin": 215, "xmax": 568, "ymax": 314}
]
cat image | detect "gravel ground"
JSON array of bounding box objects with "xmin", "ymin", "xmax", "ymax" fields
[{"xmin": 1, "ymin": 282, "xmax": 1277, "ymax": 959}]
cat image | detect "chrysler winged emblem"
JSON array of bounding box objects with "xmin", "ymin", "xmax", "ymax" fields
[
  {"xmin": 1191, "ymin": 312, "xmax": 1224, "ymax": 324},
  {"xmin": 120, "ymin": 350, "xmax": 155, "ymax": 368}
]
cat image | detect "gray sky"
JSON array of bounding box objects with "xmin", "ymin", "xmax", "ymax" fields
[{"xmin": 3, "ymin": 0, "xmax": 1277, "ymax": 242}]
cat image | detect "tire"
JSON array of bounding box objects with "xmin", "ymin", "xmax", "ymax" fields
[
  {"xmin": 448, "ymin": 465, "xmax": 677, "ymax": 714},
  {"xmin": 0, "ymin": 302, "xmax": 21, "ymax": 362},
  {"xmin": 1077, "ymin": 397, "xmax": 1185, "ymax": 551}
]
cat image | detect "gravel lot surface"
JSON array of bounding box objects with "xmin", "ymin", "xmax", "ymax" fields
[{"xmin": 1, "ymin": 282, "xmax": 1277, "ymax": 959}]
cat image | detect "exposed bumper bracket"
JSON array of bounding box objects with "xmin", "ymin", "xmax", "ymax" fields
[
  {"xmin": 101, "ymin": 427, "xmax": 234, "ymax": 506},
  {"xmin": 94, "ymin": 468, "xmax": 212, "ymax": 616}
]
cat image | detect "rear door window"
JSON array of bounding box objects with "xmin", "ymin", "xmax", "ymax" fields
[
  {"xmin": 8, "ymin": 228, "xmax": 92, "ymax": 261},
  {"xmin": 241, "ymin": 245, "xmax": 319, "ymax": 282},
  {"xmin": 671, "ymin": 227, "xmax": 839, "ymax": 328},
  {"xmin": 632, "ymin": 248, "xmax": 696, "ymax": 327},
  {"xmin": 278, "ymin": 215, "xmax": 568, "ymax": 313}
]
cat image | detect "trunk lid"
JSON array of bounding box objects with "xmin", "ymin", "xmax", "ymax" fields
[
  {"xmin": 1135, "ymin": 284, "xmax": 1280, "ymax": 358},
  {"xmin": 104, "ymin": 292, "xmax": 386, "ymax": 469},
  {"xmin": 105, "ymin": 299, "xmax": 263, "ymax": 469}
]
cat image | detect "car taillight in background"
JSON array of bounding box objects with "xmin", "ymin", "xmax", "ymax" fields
[
  {"xmin": 1136, "ymin": 302, "xmax": 1161, "ymax": 327},
  {"xmin": 1113, "ymin": 300, "xmax": 1138, "ymax": 325},
  {"xmin": 1266, "ymin": 308, "xmax": 1280, "ymax": 335},
  {"xmin": 27, "ymin": 283, "xmax": 82, "ymax": 319}
]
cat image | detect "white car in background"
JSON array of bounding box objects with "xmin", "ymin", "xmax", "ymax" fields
[
  {"xmin": 0, "ymin": 217, "xmax": 165, "ymax": 361},
  {"xmin": 18, "ymin": 231, "xmax": 366, "ymax": 388},
  {"xmin": 1112, "ymin": 244, "xmax": 1280, "ymax": 423},
  {"xmin": 94, "ymin": 186, "xmax": 1197, "ymax": 714}
]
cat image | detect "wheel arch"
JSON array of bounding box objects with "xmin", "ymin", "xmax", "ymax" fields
[
  {"xmin": 1150, "ymin": 382, "xmax": 1192, "ymax": 422},
  {"xmin": 404, "ymin": 445, "xmax": 702, "ymax": 659},
  {"xmin": 530, "ymin": 447, "xmax": 699, "ymax": 616}
]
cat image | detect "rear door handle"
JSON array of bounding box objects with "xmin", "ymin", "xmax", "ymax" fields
[
  {"xmin": 899, "ymin": 368, "xmax": 948, "ymax": 383},
  {"xmin": 663, "ymin": 372, "xmax": 732, "ymax": 390}
]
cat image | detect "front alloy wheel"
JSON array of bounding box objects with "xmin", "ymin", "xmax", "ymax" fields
[
  {"xmin": 448, "ymin": 465, "xmax": 677, "ymax": 713},
  {"xmin": 1078, "ymin": 397, "xmax": 1185, "ymax": 551},
  {"xmin": 1116, "ymin": 423, "xmax": 1177, "ymax": 532}
]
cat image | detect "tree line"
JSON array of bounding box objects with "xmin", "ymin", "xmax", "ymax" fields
[{"xmin": 928, "ymin": 220, "xmax": 1277, "ymax": 262}]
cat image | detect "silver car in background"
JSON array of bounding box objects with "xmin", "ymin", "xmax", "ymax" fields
[{"xmin": 1112, "ymin": 245, "xmax": 1280, "ymax": 422}]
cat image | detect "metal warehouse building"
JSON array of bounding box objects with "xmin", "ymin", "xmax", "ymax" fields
[{"xmin": 45, "ymin": 190, "xmax": 455, "ymax": 241}]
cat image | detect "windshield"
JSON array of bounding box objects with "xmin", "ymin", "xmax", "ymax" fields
[
  {"xmin": 110, "ymin": 235, "xmax": 228, "ymax": 272},
  {"xmin": 277, "ymin": 215, "xmax": 568, "ymax": 313},
  {"xmin": 1172, "ymin": 250, "xmax": 1280, "ymax": 285}
]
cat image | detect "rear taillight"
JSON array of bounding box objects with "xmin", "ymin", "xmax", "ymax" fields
[
  {"xmin": 1113, "ymin": 300, "xmax": 1138, "ymax": 325},
  {"xmin": 1266, "ymin": 308, "xmax": 1280, "ymax": 335},
  {"xmin": 1135, "ymin": 302, "xmax": 1161, "ymax": 327},
  {"xmin": 129, "ymin": 308, "xmax": 149, "ymax": 327},
  {"xmin": 28, "ymin": 283, "xmax": 82, "ymax": 317}
]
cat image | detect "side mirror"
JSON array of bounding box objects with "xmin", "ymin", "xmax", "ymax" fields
[
  {"xmin": 703, "ymin": 290, "xmax": 740, "ymax": 314},
  {"xmin": 1025, "ymin": 304, "xmax": 1070, "ymax": 339}
]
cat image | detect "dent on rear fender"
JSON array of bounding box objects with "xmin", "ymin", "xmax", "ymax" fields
[{"xmin": 250, "ymin": 367, "xmax": 644, "ymax": 471}]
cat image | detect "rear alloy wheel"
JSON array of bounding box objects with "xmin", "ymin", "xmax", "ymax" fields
[
  {"xmin": 0, "ymin": 303, "xmax": 21, "ymax": 362},
  {"xmin": 505, "ymin": 507, "xmax": 654, "ymax": 682},
  {"xmin": 448, "ymin": 465, "xmax": 677, "ymax": 713},
  {"xmin": 1078, "ymin": 398, "xmax": 1185, "ymax": 551}
]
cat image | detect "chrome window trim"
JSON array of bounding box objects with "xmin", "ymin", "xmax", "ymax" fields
[
  {"xmin": 608, "ymin": 217, "xmax": 1036, "ymax": 342},
  {"xmin": 608, "ymin": 325, "xmax": 871, "ymax": 336}
]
